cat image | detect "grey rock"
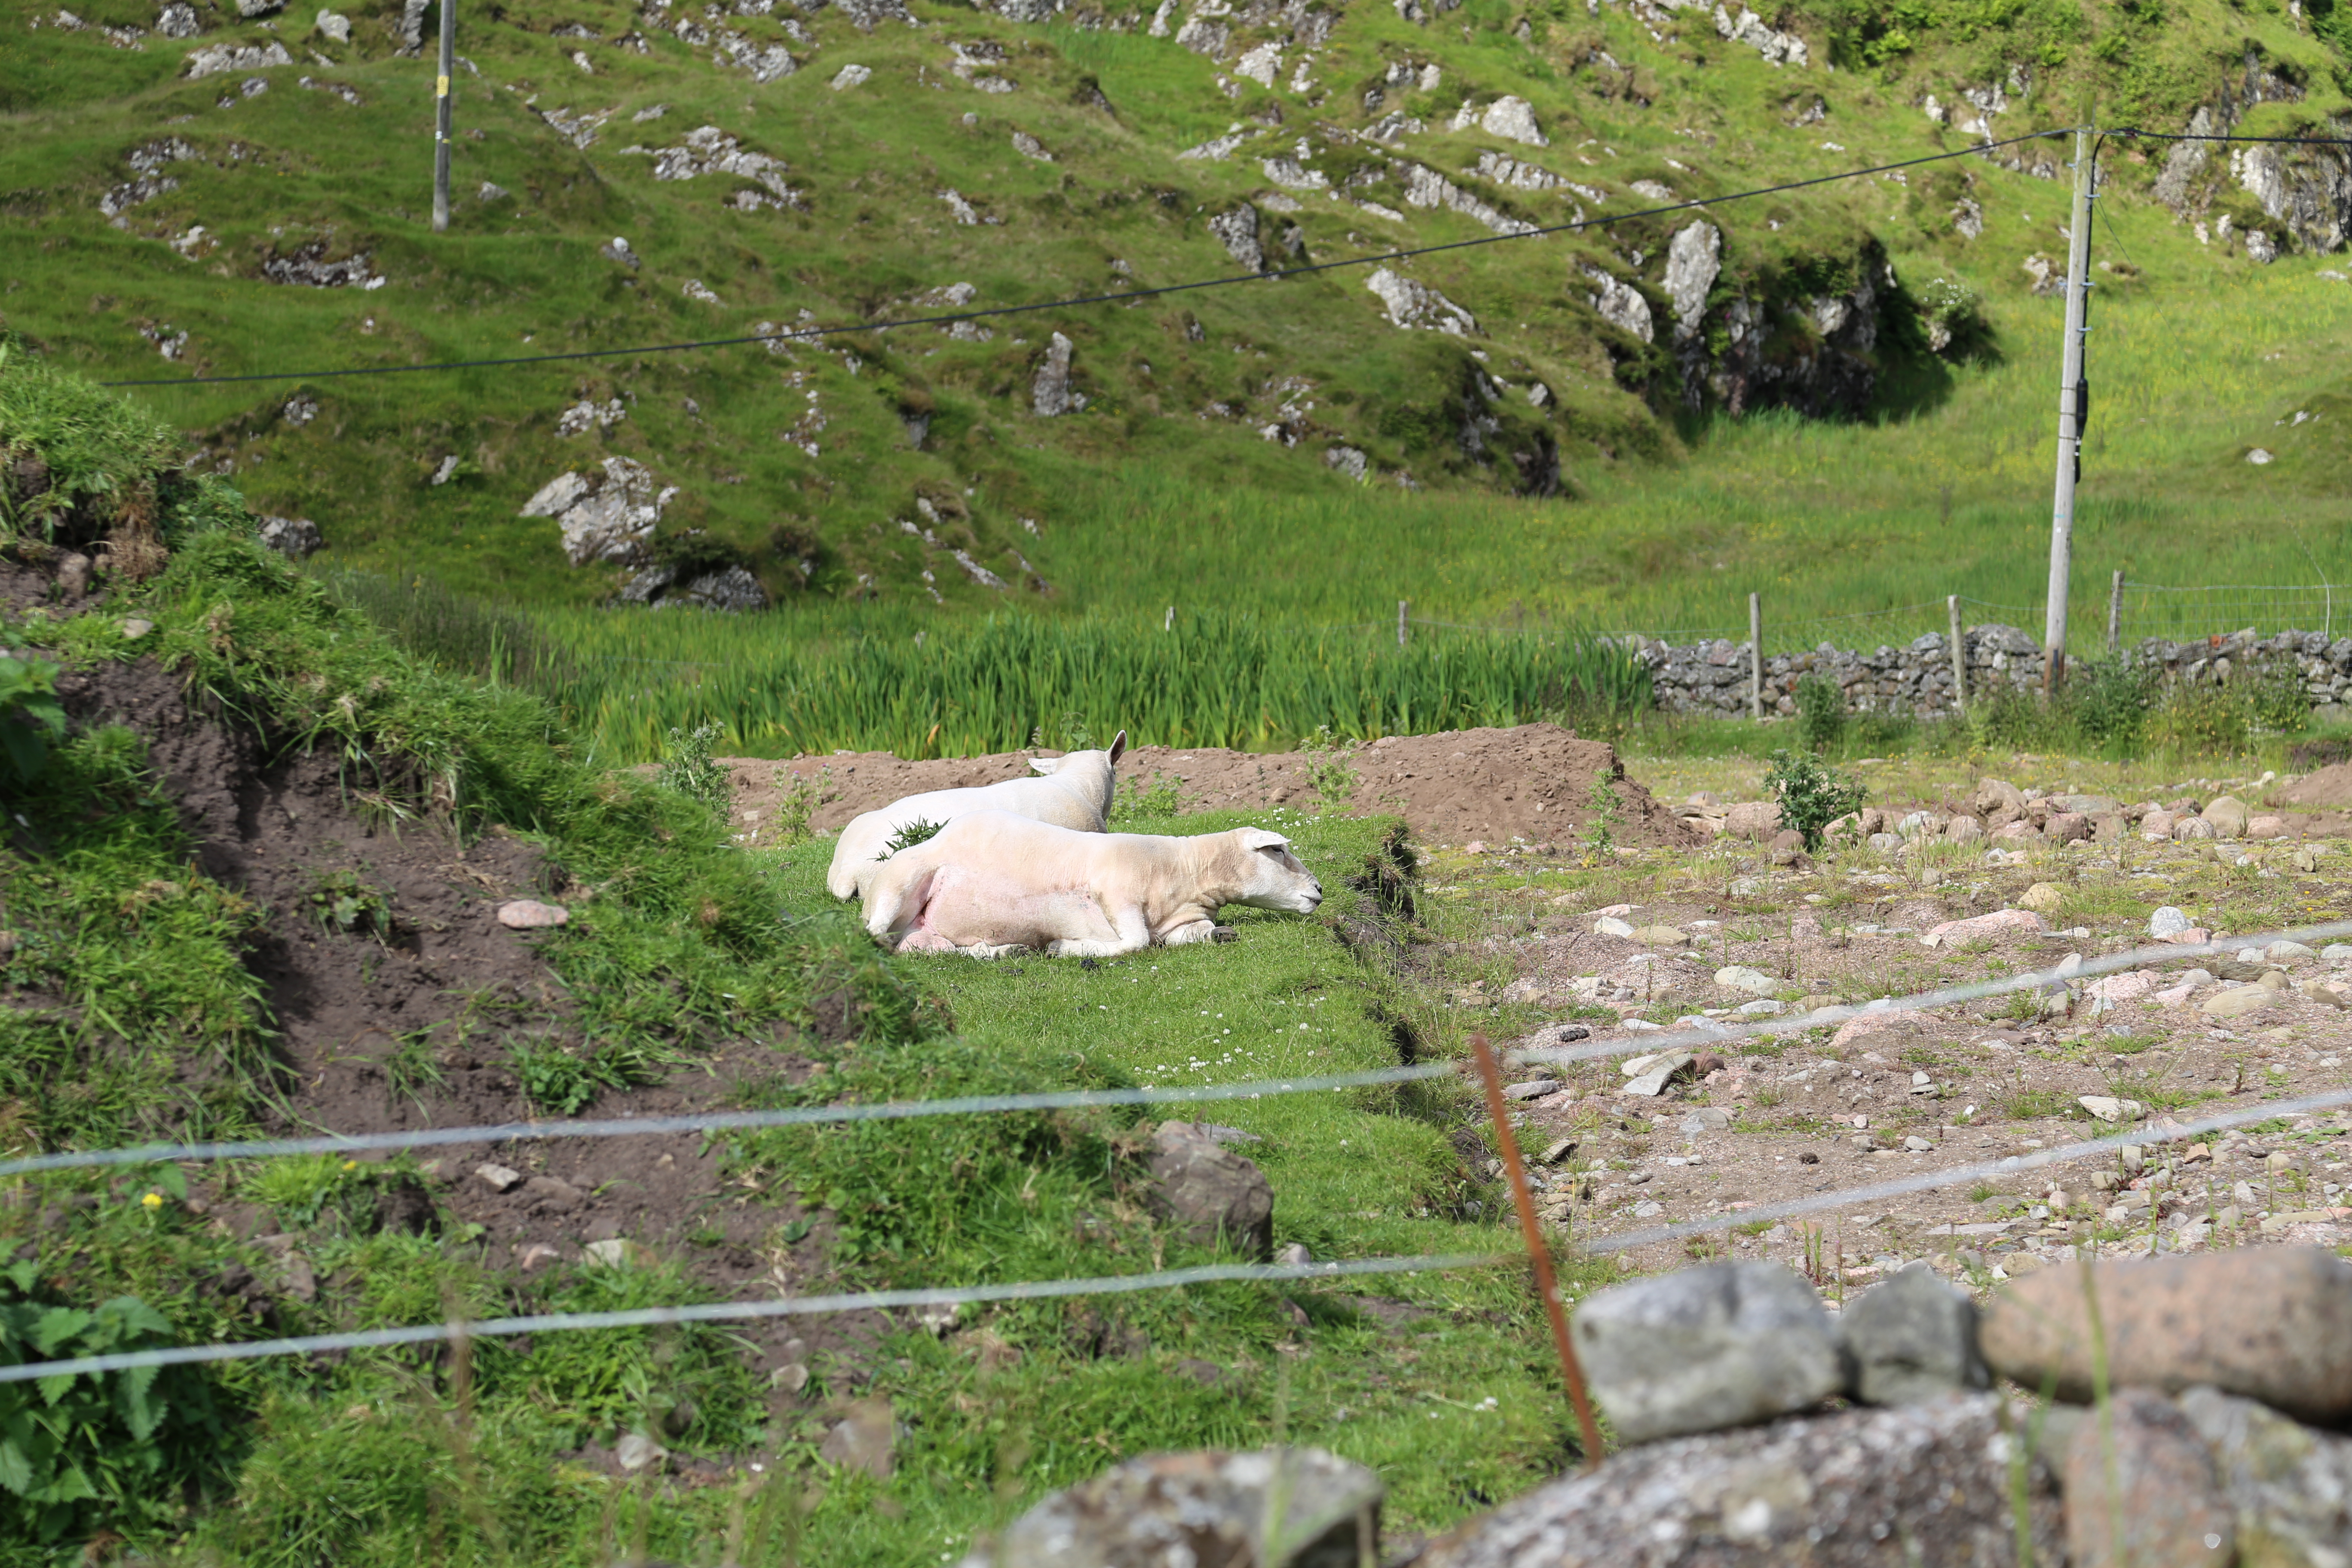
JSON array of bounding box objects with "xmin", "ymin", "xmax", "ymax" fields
[
  {"xmin": 2064, "ymin": 1389, "xmax": 2235, "ymax": 1568},
  {"xmin": 617, "ymin": 564, "xmax": 769, "ymax": 613},
  {"xmin": 312, "ymin": 6, "xmax": 347, "ymax": 40},
  {"xmin": 236, "ymin": 0, "xmax": 280, "ymax": 16},
  {"xmin": 1031, "ymin": 331, "xmax": 1076, "ymax": 416},
  {"xmin": 518, "ymin": 456, "xmax": 672, "ymax": 567},
  {"xmin": 1581, "ymin": 265, "xmax": 1653, "ymax": 343},
  {"xmin": 1479, "ymin": 94, "xmax": 1546, "ymax": 147},
  {"xmin": 2149, "ymin": 905, "xmax": 2193, "ymax": 939},
  {"xmin": 1620, "ymin": 1050, "xmax": 1694, "ymax": 1098},
  {"xmin": 973, "ymin": 1448, "xmax": 1381, "ymax": 1568},
  {"xmin": 1570, "ymin": 1261, "xmax": 1844, "ymax": 1444},
  {"xmin": 256, "ymin": 515, "xmax": 322, "ymax": 558},
  {"xmin": 615, "ymin": 1431, "xmax": 666, "ymax": 1472},
  {"xmin": 474, "ymin": 1162, "xmax": 522, "ymax": 1192},
  {"xmin": 2179, "ymin": 1384, "xmax": 2352, "ymax": 1563},
  {"xmin": 1503, "ymin": 1078, "xmax": 1560, "ymax": 1101},
  {"xmin": 184, "ymin": 39, "xmax": 292, "ymax": 77},
  {"xmin": 397, "ymin": 0, "xmax": 426, "ymax": 47},
  {"xmin": 1663, "ymin": 220, "xmax": 1721, "ymax": 343},
  {"xmin": 1838, "ymin": 1261, "xmax": 1989, "ymax": 1406},
  {"xmin": 1415, "ymin": 1393, "xmax": 2059, "ymax": 1568},
  {"xmin": 1145, "ymin": 1121, "xmax": 1274, "ymax": 1260},
  {"xmin": 818, "ymin": 1396, "xmax": 895, "ymax": 1479},
  {"xmin": 1323, "ymin": 445, "xmax": 1367, "ymax": 480},
  {"xmin": 1210, "ymin": 203, "xmax": 1263, "ymax": 272},
  {"xmin": 1678, "ymin": 1106, "xmax": 1732, "ymax": 1134},
  {"xmin": 1364, "ymin": 267, "xmax": 1476, "ymax": 334},
  {"xmin": 156, "ymin": 2, "xmax": 201, "ymax": 36}
]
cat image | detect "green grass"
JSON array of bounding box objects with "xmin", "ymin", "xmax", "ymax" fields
[{"xmin": 1, "ymin": 0, "xmax": 2343, "ymax": 628}]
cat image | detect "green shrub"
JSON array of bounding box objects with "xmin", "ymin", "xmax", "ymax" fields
[
  {"xmin": 1763, "ymin": 748, "xmax": 1866, "ymax": 850},
  {"xmin": 0, "ymin": 1262, "xmax": 227, "ymax": 1549},
  {"xmin": 2066, "ymin": 657, "xmax": 2156, "ymax": 753},
  {"xmin": 655, "ymin": 723, "xmax": 730, "ymax": 818},
  {"xmin": 1794, "ymin": 672, "xmax": 1845, "ymax": 752},
  {"xmin": 0, "ymin": 654, "xmax": 65, "ymax": 784}
]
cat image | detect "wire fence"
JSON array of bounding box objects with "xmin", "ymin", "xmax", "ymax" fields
[{"xmin": 8, "ymin": 917, "xmax": 2352, "ymax": 1387}]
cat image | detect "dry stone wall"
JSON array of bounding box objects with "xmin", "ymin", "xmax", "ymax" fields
[{"xmin": 1631, "ymin": 622, "xmax": 2352, "ymax": 719}]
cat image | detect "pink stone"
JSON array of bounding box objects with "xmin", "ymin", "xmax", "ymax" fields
[
  {"xmin": 1832, "ymin": 1008, "xmax": 1925, "ymax": 1049},
  {"xmin": 1922, "ymin": 908, "xmax": 2049, "ymax": 946},
  {"xmin": 2141, "ymin": 810, "xmax": 2176, "ymax": 840},
  {"xmin": 498, "ymin": 899, "xmax": 571, "ymax": 929},
  {"xmin": 2088, "ymin": 972, "xmax": 2159, "ymax": 1002},
  {"xmin": 2161, "ymin": 928, "xmax": 2211, "ymax": 946},
  {"xmin": 2248, "ymin": 815, "xmax": 2288, "ymax": 840},
  {"xmin": 2044, "ymin": 812, "xmax": 2091, "ymax": 843},
  {"xmin": 1991, "ymin": 820, "xmax": 2037, "ymax": 841}
]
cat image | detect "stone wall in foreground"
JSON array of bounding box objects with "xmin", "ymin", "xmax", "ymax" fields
[{"xmin": 1630, "ymin": 623, "xmax": 2352, "ymax": 719}]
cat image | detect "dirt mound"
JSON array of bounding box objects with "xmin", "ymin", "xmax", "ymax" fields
[
  {"xmin": 2279, "ymin": 763, "xmax": 2352, "ymax": 810},
  {"xmin": 731, "ymin": 724, "xmax": 1695, "ymax": 850}
]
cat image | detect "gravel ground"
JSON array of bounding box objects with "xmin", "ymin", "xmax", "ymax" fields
[{"xmin": 1431, "ymin": 754, "xmax": 2352, "ymax": 1295}]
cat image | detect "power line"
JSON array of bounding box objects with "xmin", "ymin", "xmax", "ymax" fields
[{"xmin": 98, "ymin": 132, "xmax": 2069, "ymax": 390}]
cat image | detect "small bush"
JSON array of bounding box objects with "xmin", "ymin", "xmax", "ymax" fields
[
  {"xmin": 1794, "ymin": 672, "xmax": 1845, "ymax": 752},
  {"xmin": 1763, "ymin": 749, "xmax": 1865, "ymax": 850},
  {"xmin": 2066, "ymin": 656, "xmax": 2156, "ymax": 752},
  {"xmin": 655, "ymin": 723, "xmax": 730, "ymax": 817}
]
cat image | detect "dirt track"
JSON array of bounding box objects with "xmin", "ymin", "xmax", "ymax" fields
[{"xmin": 725, "ymin": 724, "xmax": 1699, "ymax": 850}]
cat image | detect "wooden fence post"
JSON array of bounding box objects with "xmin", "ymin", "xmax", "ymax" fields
[
  {"xmin": 1398, "ymin": 600, "xmax": 1409, "ymax": 649},
  {"xmin": 2107, "ymin": 570, "xmax": 2125, "ymax": 655},
  {"xmin": 1948, "ymin": 594, "xmax": 1968, "ymax": 715},
  {"xmin": 1748, "ymin": 593, "xmax": 1764, "ymax": 721}
]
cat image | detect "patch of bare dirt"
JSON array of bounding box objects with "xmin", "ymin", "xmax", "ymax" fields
[
  {"xmin": 2279, "ymin": 762, "xmax": 2352, "ymax": 811},
  {"xmin": 50, "ymin": 661, "xmax": 869, "ymax": 1383},
  {"xmin": 726, "ymin": 724, "xmax": 1697, "ymax": 851}
]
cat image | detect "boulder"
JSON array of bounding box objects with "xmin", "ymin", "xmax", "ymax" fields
[
  {"xmin": 1767, "ymin": 828, "xmax": 1806, "ymax": 864},
  {"xmin": 257, "ymin": 514, "xmax": 322, "ymax": 558},
  {"xmin": 1972, "ymin": 777, "xmax": 2027, "ymax": 816},
  {"xmin": 2063, "ymin": 1390, "xmax": 2234, "ymax": 1568},
  {"xmin": 1569, "ymin": 1262, "xmax": 1844, "ymax": 1444},
  {"xmin": 1978, "ymin": 1247, "xmax": 2352, "ymax": 1423},
  {"xmin": 969, "ymin": 1448, "xmax": 1382, "ymax": 1568},
  {"xmin": 1943, "ymin": 814, "xmax": 1983, "ymax": 843},
  {"xmin": 1714, "ymin": 965, "xmax": 1776, "ymax": 995},
  {"xmin": 2202, "ymin": 795, "xmax": 2250, "ymax": 837},
  {"xmin": 2018, "ymin": 882, "xmax": 2063, "ymax": 913},
  {"xmin": 1145, "ymin": 1121, "xmax": 1274, "ymax": 1260},
  {"xmin": 2148, "ymin": 906, "xmax": 2193, "ymax": 940},
  {"xmin": 1837, "ymin": 1261, "xmax": 1989, "ymax": 1406},
  {"xmin": 1031, "ymin": 331, "xmax": 1077, "ymax": 416},
  {"xmin": 2180, "ymin": 1384, "xmax": 2352, "ymax": 1564},
  {"xmin": 518, "ymin": 456, "xmax": 674, "ymax": 567},
  {"xmin": 2044, "ymin": 811, "xmax": 2092, "ymax": 843},
  {"xmin": 1620, "ymin": 1051, "xmax": 1696, "ymax": 1097},
  {"xmin": 1414, "ymin": 1393, "xmax": 2060, "ymax": 1568},
  {"xmin": 2176, "ymin": 815, "xmax": 2217, "ymax": 841},
  {"xmin": 2248, "ymin": 814, "xmax": 2288, "ymax": 839},
  {"xmin": 1724, "ymin": 801, "xmax": 1782, "ymax": 842}
]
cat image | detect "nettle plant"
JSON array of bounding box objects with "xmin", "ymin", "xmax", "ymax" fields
[
  {"xmin": 1764, "ymin": 748, "xmax": 1867, "ymax": 851},
  {"xmin": 0, "ymin": 1260, "xmax": 226, "ymax": 1545}
]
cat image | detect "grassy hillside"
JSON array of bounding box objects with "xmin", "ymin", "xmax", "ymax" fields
[{"xmin": 1, "ymin": 0, "xmax": 2346, "ymax": 626}]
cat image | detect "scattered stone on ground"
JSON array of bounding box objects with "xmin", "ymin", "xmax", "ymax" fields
[
  {"xmin": 962, "ymin": 1447, "xmax": 1382, "ymax": 1568},
  {"xmin": 1144, "ymin": 1120, "xmax": 1275, "ymax": 1261}
]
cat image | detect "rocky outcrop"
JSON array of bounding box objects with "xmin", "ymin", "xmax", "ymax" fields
[
  {"xmin": 1209, "ymin": 203, "xmax": 1265, "ymax": 271},
  {"xmin": 2149, "ymin": 62, "xmax": 2351, "ymax": 258},
  {"xmin": 519, "ymin": 457, "xmax": 675, "ymax": 566},
  {"xmin": 1365, "ymin": 268, "xmax": 1476, "ymax": 334},
  {"xmin": 616, "ymin": 563, "xmax": 769, "ymax": 612}
]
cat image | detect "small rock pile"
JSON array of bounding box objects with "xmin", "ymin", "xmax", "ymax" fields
[
  {"xmin": 1417, "ymin": 1247, "xmax": 2352, "ymax": 1566},
  {"xmin": 1696, "ymin": 776, "xmax": 2292, "ymax": 854}
]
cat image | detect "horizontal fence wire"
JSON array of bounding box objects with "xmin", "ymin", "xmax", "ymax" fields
[
  {"xmin": 0, "ymin": 1253, "xmax": 1508, "ymax": 1386},
  {"xmin": 12, "ymin": 922, "xmax": 2351, "ymax": 1181},
  {"xmin": 2118, "ymin": 584, "xmax": 2340, "ymax": 644},
  {"xmin": 8, "ymin": 919, "xmax": 2350, "ymax": 1385}
]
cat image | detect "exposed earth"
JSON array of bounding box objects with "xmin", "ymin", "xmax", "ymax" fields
[{"xmin": 728, "ymin": 723, "xmax": 1698, "ymax": 850}]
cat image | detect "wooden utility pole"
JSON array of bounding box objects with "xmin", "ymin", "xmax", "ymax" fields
[
  {"xmin": 431, "ymin": 0, "xmax": 456, "ymax": 232},
  {"xmin": 1948, "ymin": 595, "xmax": 1968, "ymax": 714},
  {"xmin": 1748, "ymin": 593, "xmax": 1764, "ymax": 721},
  {"xmin": 2042, "ymin": 126, "xmax": 2095, "ymax": 697}
]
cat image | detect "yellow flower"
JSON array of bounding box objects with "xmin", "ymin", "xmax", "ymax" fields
[
  {"xmin": 141, "ymin": 1192, "xmax": 163, "ymax": 1210},
  {"xmin": 342, "ymin": 1160, "xmax": 358, "ymax": 1172}
]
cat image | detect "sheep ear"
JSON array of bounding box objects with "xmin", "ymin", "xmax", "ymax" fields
[
  {"xmin": 1030, "ymin": 756, "xmax": 1061, "ymax": 775},
  {"xmin": 1108, "ymin": 729, "xmax": 1128, "ymax": 765},
  {"xmin": 1238, "ymin": 827, "xmax": 1289, "ymax": 850}
]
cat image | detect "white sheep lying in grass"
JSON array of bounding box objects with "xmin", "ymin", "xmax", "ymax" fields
[
  {"xmin": 862, "ymin": 810, "xmax": 1324, "ymax": 958},
  {"xmin": 825, "ymin": 731, "xmax": 1128, "ymax": 900}
]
